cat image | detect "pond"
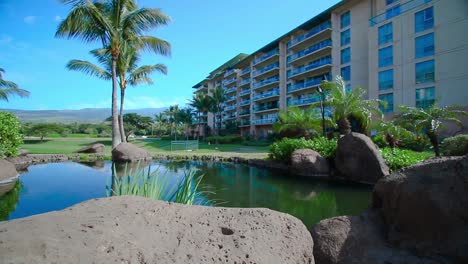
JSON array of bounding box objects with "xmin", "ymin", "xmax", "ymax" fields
[{"xmin": 0, "ymin": 161, "xmax": 372, "ymax": 228}]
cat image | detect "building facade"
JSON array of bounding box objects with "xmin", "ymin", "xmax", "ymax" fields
[{"xmin": 192, "ymin": 0, "xmax": 468, "ymax": 139}]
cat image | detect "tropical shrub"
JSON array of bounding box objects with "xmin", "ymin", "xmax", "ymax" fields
[
  {"xmin": 372, "ymin": 134, "xmax": 387, "ymax": 148},
  {"xmin": 440, "ymin": 134, "xmax": 468, "ymax": 156},
  {"xmin": 381, "ymin": 147, "xmax": 432, "ymax": 172},
  {"xmin": 206, "ymin": 135, "xmax": 243, "ymax": 144},
  {"xmin": 0, "ymin": 112, "xmax": 23, "ymax": 158},
  {"xmin": 269, "ymin": 137, "xmax": 337, "ymax": 163}
]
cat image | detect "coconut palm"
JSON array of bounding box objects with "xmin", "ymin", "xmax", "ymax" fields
[
  {"xmin": 317, "ymin": 76, "xmax": 383, "ymax": 134},
  {"xmin": 164, "ymin": 104, "xmax": 179, "ymax": 140},
  {"xmin": 395, "ymin": 104, "xmax": 467, "ymax": 157},
  {"xmin": 177, "ymin": 107, "xmax": 194, "ymax": 140},
  {"xmin": 0, "ymin": 68, "xmax": 30, "ymax": 102},
  {"xmin": 210, "ymin": 86, "xmax": 227, "ymax": 137},
  {"xmin": 273, "ymin": 107, "xmax": 325, "ymax": 139},
  {"xmin": 56, "ymin": 0, "xmax": 171, "ymax": 148},
  {"xmin": 189, "ymin": 93, "xmax": 213, "ymax": 140}
]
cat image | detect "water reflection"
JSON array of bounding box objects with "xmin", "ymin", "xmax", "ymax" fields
[{"xmin": 0, "ymin": 181, "xmax": 22, "ymax": 221}]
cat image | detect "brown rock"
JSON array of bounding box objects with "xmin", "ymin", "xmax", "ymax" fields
[
  {"xmin": 291, "ymin": 149, "xmax": 329, "ymax": 176},
  {"xmin": 0, "ymin": 159, "xmax": 18, "ymax": 183},
  {"xmin": 76, "ymin": 143, "xmax": 105, "ymax": 154}
]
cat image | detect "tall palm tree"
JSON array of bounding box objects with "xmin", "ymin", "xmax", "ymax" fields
[
  {"xmin": 164, "ymin": 104, "xmax": 179, "ymax": 140},
  {"xmin": 0, "ymin": 68, "xmax": 30, "ymax": 102},
  {"xmin": 273, "ymin": 107, "xmax": 325, "ymax": 139},
  {"xmin": 316, "ymin": 76, "xmax": 383, "ymax": 134},
  {"xmin": 395, "ymin": 104, "xmax": 467, "ymax": 157},
  {"xmin": 177, "ymin": 107, "xmax": 194, "ymax": 140},
  {"xmin": 189, "ymin": 93, "xmax": 213, "ymax": 140},
  {"xmin": 210, "ymin": 86, "xmax": 227, "ymax": 137},
  {"xmin": 56, "ymin": 0, "xmax": 171, "ymax": 148}
]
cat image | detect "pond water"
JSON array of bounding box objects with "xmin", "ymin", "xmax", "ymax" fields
[{"xmin": 0, "ymin": 161, "xmax": 372, "ymax": 228}]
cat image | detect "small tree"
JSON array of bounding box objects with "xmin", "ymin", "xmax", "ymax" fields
[
  {"xmin": 395, "ymin": 104, "xmax": 467, "ymax": 157},
  {"xmin": 273, "ymin": 107, "xmax": 325, "ymax": 139},
  {"xmin": 0, "ymin": 112, "xmax": 23, "ymax": 157},
  {"xmin": 28, "ymin": 123, "xmax": 63, "ymax": 142}
]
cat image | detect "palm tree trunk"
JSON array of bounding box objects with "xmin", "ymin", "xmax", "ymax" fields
[
  {"xmin": 111, "ymin": 58, "xmax": 122, "ymax": 149},
  {"xmin": 337, "ymin": 117, "xmax": 351, "ymax": 135},
  {"xmin": 427, "ymin": 131, "xmax": 440, "ymax": 157},
  {"xmin": 119, "ymin": 87, "xmax": 126, "ymax": 143},
  {"xmin": 197, "ymin": 112, "xmax": 201, "ymax": 141}
]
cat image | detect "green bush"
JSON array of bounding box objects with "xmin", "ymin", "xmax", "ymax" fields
[
  {"xmin": 206, "ymin": 135, "xmax": 243, "ymax": 144},
  {"xmin": 371, "ymin": 134, "xmax": 387, "ymax": 148},
  {"xmin": 440, "ymin": 134, "xmax": 468, "ymax": 156},
  {"xmin": 381, "ymin": 147, "xmax": 432, "ymax": 172},
  {"xmin": 400, "ymin": 135, "xmax": 430, "ymax": 151},
  {"xmin": 269, "ymin": 137, "xmax": 337, "ymax": 163},
  {"xmin": 0, "ymin": 112, "xmax": 23, "ymax": 158}
]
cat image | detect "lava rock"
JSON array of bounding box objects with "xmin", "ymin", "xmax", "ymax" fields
[
  {"xmin": 291, "ymin": 149, "xmax": 329, "ymax": 176},
  {"xmin": 111, "ymin": 143, "xmax": 152, "ymax": 162},
  {"xmin": 76, "ymin": 143, "xmax": 105, "ymax": 154}
]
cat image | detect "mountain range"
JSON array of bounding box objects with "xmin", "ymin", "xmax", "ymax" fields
[{"xmin": 1, "ymin": 108, "xmax": 166, "ymax": 123}]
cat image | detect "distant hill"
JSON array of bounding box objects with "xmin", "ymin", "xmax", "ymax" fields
[{"xmin": 1, "ymin": 108, "xmax": 166, "ymax": 123}]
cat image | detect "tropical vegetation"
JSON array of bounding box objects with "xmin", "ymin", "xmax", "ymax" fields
[
  {"xmin": 0, "ymin": 68, "xmax": 29, "ymax": 102},
  {"xmin": 0, "ymin": 112, "xmax": 23, "ymax": 157},
  {"xmin": 273, "ymin": 107, "xmax": 327, "ymax": 139},
  {"xmin": 269, "ymin": 137, "xmax": 337, "ymax": 163},
  {"xmin": 440, "ymin": 134, "xmax": 468, "ymax": 156}
]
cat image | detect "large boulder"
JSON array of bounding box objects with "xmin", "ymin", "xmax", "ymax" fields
[
  {"xmin": 335, "ymin": 132, "xmax": 389, "ymax": 184},
  {"xmin": 0, "ymin": 196, "xmax": 314, "ymax": 264},
  {"xmin": 76, "ymin": 143, "xmax": 105, "ymax": 154},
  {"xmin": 291, "ymin": 149, "xmax": 329, "ymax": 176},
  {"xmin": 0, "ymin": 159, "xmax": 18, "ymax": 183},
  {"xmin": 112, "ymin": 143, "xmax": 152, "ymax": 162},
  {"xmin": 373, "ymin": 155, "xmax": 468, "ymax": 262}
]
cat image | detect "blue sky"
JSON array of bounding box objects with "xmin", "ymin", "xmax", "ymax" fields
[{"xmin": 0, "ymin": 0, "xmax": 340, "ymax": 110}]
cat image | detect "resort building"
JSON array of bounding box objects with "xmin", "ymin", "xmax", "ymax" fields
[{"xmin": 192, "ymin": 0, "xmax": 468, "ymax": 139}]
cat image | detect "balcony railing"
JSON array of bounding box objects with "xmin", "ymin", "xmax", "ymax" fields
[
  {"xmin": 288, "ymin": 57, "xmax": 332, "ymax": 77},
  {"xmin": 225, "ymin": 87, "xmax": 237, "ymax": 94},
  {"xmin": 222, "ymin": 77, "xmax": 237, "ymax": 86},
  {"xmin": 223, "ymin": 113, "xmax": 237, "ymax": 120},
  {"xmin": 289, "ymin": 21, "xmax": 331, "ymax": 47},
  {"xmin": 239, "ymin": 99, "xmax": 251, "ymax": 106},
  {"xmin": 224, "ymin": 104, "xmax": 237, "ymax": 111},
  {"xmin": 288, "ymin": 39, "xmax": 332, "ymax": 62},
  {"xmin": 241, "ymin": 67, "xmax": 251, "ymax": 75},
  {"xmin": 226, "ymin": 96, "xmax": 236, "ymax": 102},
  {"xmin": 252, "ymin": 117, "xmax": 278, "ymax": 125},
  {"xmin": 224, "ymin": 68, "xmax": 237, "ymax": 77},
  {"xmin": 253, "ymin": 62, "xmax": 279, "ymax": 77},
  {"xmin": 239, "ymin": 120, "xmax": 251, "ymax": 126},
  {"xmin": 239, "ymin": 89, "xmax": 251, "ymax": 96},
  {"xmin": 239, "ymin": 109, "xmax": 250, "ymax": 116},
  {"xmin": 253, "ymin": 75, "xmax": 279, "ymax": 89},
  {"xmin": 253, "ymin": 104, "xmax": 279, "ymax": 113},
  {"xmin": 369, "ymin": 0, "xmax": 432, "ymax": 26},
  {"xmin": 287, "ymin": 77, "xmax": 323, "ymax": 93},
  {"xmin": 253, "ymin": 89, "xmax": 280, "ymax": 101},
  {"xmin": 288, "ymin": 96, "xmax": 320, "ymax": 107},
  {"xmin": 239, "ymin": 78, "xmax": 251, "ymax": 87},
  {"xmin": 253, "ymin": 49, "xmax": 279, "ymax": 65}
]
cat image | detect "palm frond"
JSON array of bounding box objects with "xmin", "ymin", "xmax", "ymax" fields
[
  {"xmin": 128, "ymin": 64, "xmax": 167, "ymax": 86},
  {"xmin": 66, "ymin": 59, "xmax": 112, "ymax": 80},
  {"xmin": 122, "ymin": 8, "xmax": 171, "ymax": 35},
  {"xmin": 137, "ymin": 35, "xmax": 171, "ymax": 56}
]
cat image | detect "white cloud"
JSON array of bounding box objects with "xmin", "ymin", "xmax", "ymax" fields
[
  {"xmin": 54, "ymin": 15, "xmax": 62, "ymax": 22},
  {"xmin": 23, "ymin": 16, "xmax": 36, "ymax": 24}
]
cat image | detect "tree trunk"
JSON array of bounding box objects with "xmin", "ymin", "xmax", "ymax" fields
[
  {"xmin": 427, "ymin": 131, "xmax": 440, "ymax": 157},
  {"xmin": 197, "ymin": 112, "xmax": 201, "ymax": 141},
  {"xmin": 111, "ymin": 57, "xmax": 122, "ymax": 149},
  {"xmin": 119, "ymin": 87, "xmax": 126, "ymax": 143},
  {"xmin": 337, "ymin": 117, "xmax": 351, "ymax": 135}
]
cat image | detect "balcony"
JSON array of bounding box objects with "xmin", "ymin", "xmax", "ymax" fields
[
  {"xmin": 370, "ymin": 0, "xmax": 432, "ymax": 26},
  {"xmin": 223, "ymin": 77, "xmax": 237, "ymax": 86},
  {"xmin": 239, "ymin": 89, "xmax": 251, "ymax": 97},
  {"xmin": 223, "ymin": 113, "xmax": 237, "ymax": 120},
  {"xmin": 226, "ymin": 96, "xmax": 236, "ymax": 103},
  {"xmin": 253, "ymin": 103, "xmax": 279, "ymax": 113},
  {"xmin": 288, "ymin": 39, "xmax": 332, "ymax": 65},
  {"xmin": 287, "ymin": 77, "xmax": 323, "ymax": 93},
  {"xmin": 287, "ymin": 96, "xmax": 320, "ymax": 107},
  {"xmin": 253, "ymin": 75, "xmax": 280, "ymax": 90},
  {"xmin": 224, "ymin": 104, "xmax": 237, "ymax": 111},
  {"xmin": 252, "ymin": 117, "xmax": 278, "ymax": 125},
  {"xmin": 289, "ymin": 21, "xmax": 331, "ymax": 49},
  {"xmin": 253, "ymin": 62, "xmax": 279, "ymax": 78},
  {"xmin": 225, "ymin": 87, "xmax": 237, "ymax": 94},
  {"xmin": 215, "ymin": 82, "xmax": 221, "ymax": 87},
  {"xmin": 239, "ymin": 78, "xmax": 251, "ymax": 87},
  {"xmin": 239, "ymin": 120, "xmax": 251, "ymax": 127},
  {"xmin": 239, "ymin": 109, "xmax": 250, "ymax": 116},
  {"xmin": 253, "ymin": 89, "xmax": 280, "ymax": 101},
  {"xmin": 224, "ymin": 68, "xmax": 237, "ymax": 78},
  {"xmin": 288, "ymin": 56, "xmax": 332, "ymax": 79},
  {"xmin": 239, "ymin": 99, "xmax": 251, "ymax": 106},
  {"xmin": 240, "ymin": 67, "xmax": 251, "ymax": 77},
  {"xmin": 252, "ymin": 49, "xmax": 279, "ymax": 66}
]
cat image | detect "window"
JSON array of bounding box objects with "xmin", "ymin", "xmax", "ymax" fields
[
  {"xmin": 379, "ymin": 69, "xmax": 393, "ymax": 90},
  {"xmin": 341, "ymin": 11, "xmax": 350, "ymax": 28},
  {"xmin": 378, "ymin": 23, "xmax": 393, "ymax": 45},
  {"xmin": 341, "ymin": 48, "xmax": 351, "ymax": 64},
  {"xmin": 415, "ymin": 33, "xmax": 434, "ymax": 58},
  {"xmin": 379, "ymin": 93, "xmax": 394, "ymax": 113},
  {"xmin": 341, "ymin": 29, "xmax": 351, "ymax": 46},
  {"xmin": 416, "ymin": 87, "xmax": 435, "ymax": 108},
  {"xmin": 379, "ymin": 46, "xmax": 393, "ymax": 68},
  {"xmin": 341, "ymin": 66, "xmax": 351, "ymax": 81},
  {"xmin": 386, "ymin": 5, "xmax": 400, "ymax": 19},
  {"xmin": 386, "ymin": 0, "xmax": 397, "ymax": 5},
  {"xmin": 415, "ymin": 7, "xmax": 434, "ymax": 33},
  {"xmin": 416, "ymin": 60, "xmax": 435, "ymax": 84}
]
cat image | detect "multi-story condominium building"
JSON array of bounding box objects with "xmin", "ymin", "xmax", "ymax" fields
[{"xmin": 192, "ymin": 0, "xmax": 468, "ymax": 139}]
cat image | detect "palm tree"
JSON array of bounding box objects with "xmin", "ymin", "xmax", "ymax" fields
[
  {"xmin": 0, "ymin": 68, "xmax": 30, "ymax": 102},
  {"xmin": 164, "ymin": 104, "xmax": 179, "ymax": 140},
  {"xmin": 317, "ymin": 76, "xmax": 383, "ymax": 134},
  {"xmin": 374, "ymin": 120, "xmax": 413, "ymax": 150},
  {"xmin": 56, "ymin": 0, "xmax": 171, "ymax": 148},
  {"xmin": 189, "ymin": 93, "xmax": 213, "ymax": 140},
  {"xmin": 154, "ymin": 112, "xmax": 167, "ymax": 137},
  {"xmin": 177, "ymin": 107, "xmax": 194, "ymax": 140},
  {"xmin": 395, "ymin": 104, "xmax": 467, "ymax": 157},
  {"xmin": 273, "ymin": 107, "xmax": 325, "ymax": 139},
  {"xmin": 210, "ymin": 86, "xmax": 227, "ymax": 137}
]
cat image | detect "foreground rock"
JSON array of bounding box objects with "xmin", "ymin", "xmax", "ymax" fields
[
  {"xmin": 312, "ymin": 155, "xmax": 467, "ymax": 263},
  {"xmin": 76, "ymin": 143, "xmax": 105, "ymax": 153},
  {"xmin": 373, "ymin": 155, "xmax": 468, "ymax": 262},
  {"xmin": 0, "ymin": 196, "xmax": 314, "ymax": 264},
  {"xmin": 291, "ymin": 149, "xmax": 329, "ymax": 177},
  {"xmin": 335, "ymin": 132, "xmax": 389, "ymax": 184},
  {"xmin": 112, "ymin": 143, "xmax": 152, "ymax": 162},
  {"xmin": 0, "ymin": 159, "xmax": 18, "ymax": 183}
]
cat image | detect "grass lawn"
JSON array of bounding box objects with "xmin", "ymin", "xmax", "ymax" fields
[{"xmin": 21, "ymin": 137, "xmax": 270, "ymax": 159}]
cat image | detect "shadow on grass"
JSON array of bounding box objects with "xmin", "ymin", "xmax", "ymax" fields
[
  {"xmin": 77, "ymin": 139, "xmax": 112, "ymax": 147},
  {"xmin": 23, "ymin": 139, "xmax": 51, "ymax": 144}
]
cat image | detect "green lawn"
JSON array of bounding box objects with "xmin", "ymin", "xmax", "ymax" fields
[{"xmin": 21, "ymin": 137, "xmax": 270, "ymax": 159}]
